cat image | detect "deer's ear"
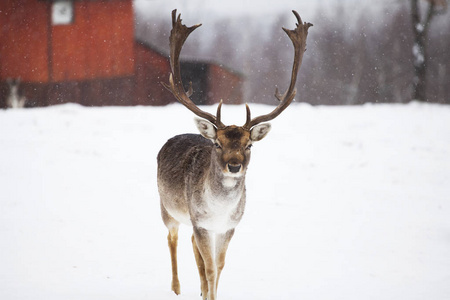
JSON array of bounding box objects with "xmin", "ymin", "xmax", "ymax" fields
[
  {"xmin": 195, "ymin": 118, "xmax": 217, "ymax": 140},
  {"xmin": 250, "ymin": 123, "xmax": 271, "ymax": 141}
]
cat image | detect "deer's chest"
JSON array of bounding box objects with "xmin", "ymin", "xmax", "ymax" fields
[{"xmin": 191, "ymin": 185, "xmax": 244, "ymax": 234}]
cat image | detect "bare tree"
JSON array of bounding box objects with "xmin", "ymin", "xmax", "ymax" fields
[{"xmin": 410, "ymin": 0, "xmax": 447, "ymax": 101}]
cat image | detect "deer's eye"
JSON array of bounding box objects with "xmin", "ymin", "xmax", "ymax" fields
[
  {"xmin": 214, "ymin": 142, "xmax": 222, "ymax": 149},
  {"xmin": 246, "ymin": 144, "xmax": 253, "ymax": 150}
]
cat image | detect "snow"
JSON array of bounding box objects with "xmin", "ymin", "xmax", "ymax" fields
[{"xmin": 1, "ymin": 102, "xmax": 450, "ymax": 300}]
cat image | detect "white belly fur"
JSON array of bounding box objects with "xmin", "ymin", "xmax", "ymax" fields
[{"xmin": 166, "ymin": 207, "xmax": 192, "ymax": 226}]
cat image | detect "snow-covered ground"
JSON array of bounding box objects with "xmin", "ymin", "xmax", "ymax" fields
[{"xmin": 1, "ymin": 103, "xmax": 450, "ymax": 300}]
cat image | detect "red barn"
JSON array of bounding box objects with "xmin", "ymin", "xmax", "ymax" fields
[
  {"xmin": 207, "ymin": 64, "xmax": 243, "ymax": 105},
  {"xmin": 134, "ymin": 40, "xmax": 173, "ymax": 106},
  {"xmin": 0, "ymin": 0, "xmax": 243, "ymax": 107},
  {"xmin": 134, "ymin": 40, "xmax": 243, "ymax": 106},
  {"xmin": 0, "ymin": 0, "xmax": 135, "ymax": 106}
]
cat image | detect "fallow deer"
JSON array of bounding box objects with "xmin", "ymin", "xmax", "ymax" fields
[{"xmin": 157, "ymin": 9, "xmax": 312, "ymax": 300}]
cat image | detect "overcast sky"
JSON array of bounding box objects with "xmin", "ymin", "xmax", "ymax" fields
[{"xmin": 133, "ymin": 0, "xmax": 394, "ymax": 21}]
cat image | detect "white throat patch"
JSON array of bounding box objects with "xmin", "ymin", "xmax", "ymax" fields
[{"xmin": 223, "ymin": 176, "xmax": 238, "ymax": 188}]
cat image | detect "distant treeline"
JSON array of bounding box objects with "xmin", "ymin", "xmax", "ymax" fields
[{"xmin": 136, "ymin": 2, "xmax": 449, "ymax": 105}]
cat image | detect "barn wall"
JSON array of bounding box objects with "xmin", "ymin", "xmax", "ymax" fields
[
  {"xmin": 0, "ymin": 0, "xmax": 134, "ymax": 83},
  {"xmin": 51, "ymin": 0, "xmax": 135, "ymax": 81},
  {"xmin": 134, "ymin": 42, "xmax": 173, "ymax": 106},
  {"xmin": 0, "ymin": 0, "xmax": 49, "ymax": 82},
  {"xmin": 207, "ymin": 64, "xmax": 243, "ymax": 105},
  {"xmin": 46, "ymin": 76, "xmax": 136, "ymax": 106},
  {"xmin": 0, "ymin": 76, "xmax": 136, "ymax": 108}
]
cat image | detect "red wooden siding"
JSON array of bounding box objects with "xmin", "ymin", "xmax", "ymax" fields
[
  {"xmin": 51, "ymin": 0, "xmax": 135, "ymax": 81},
  {"xmin": 0, "ymin": 0, "xmax": 49, "ymax": 82},
  {"xmin": 0, "ymin": 0, "xmax": 134, "ymax": 83},
  {"xmin": 207, "ymin": 64, "xmax": 243, "ymax": 105},
  {"xmin": 135, "ymin": 41, "xmax": 173, "ymax": 105}
]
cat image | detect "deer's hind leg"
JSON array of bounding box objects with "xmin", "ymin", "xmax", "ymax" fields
[
  {"xmin": 161, "ymin": 204, "xmax": 181, "ymax": 295},
  {"xmin": 167, "ymin": 226, "xmax": 180, "ymax": 295}
]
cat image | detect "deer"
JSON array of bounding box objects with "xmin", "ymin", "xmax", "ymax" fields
[
  {"xmin": 6, "ymin": 78, "xmax": 26, "ymax": 109},
  {"xmin": 157, "ymin": 9, "xmax": 312, "ymax": 300}
]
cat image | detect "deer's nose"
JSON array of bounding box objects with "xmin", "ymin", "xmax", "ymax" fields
[{"xmin": 227, "ymin": 163, "xmax": 241, "ymax": 173}]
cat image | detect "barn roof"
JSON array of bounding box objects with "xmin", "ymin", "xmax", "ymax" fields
[
  {"xmin": 135, "ymin": 38, "xmax": 169, "ymax": 58},
  {"xmin": 135, "ymin": 38, "xmax": 244, "ymax": 78}
]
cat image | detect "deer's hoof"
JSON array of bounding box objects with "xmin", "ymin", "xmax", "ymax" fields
[{"xmin": 171, "ymin": 280, "xmax": 180, "ymax": 295}]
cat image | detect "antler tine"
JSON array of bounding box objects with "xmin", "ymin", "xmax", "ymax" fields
[
  {"xmin": 162, "ymin": 9, "xmax": 225, "ymax": 128},
  {"xmin": 243, "ymin": 10, "xmax": 312, "ymax": 130}
]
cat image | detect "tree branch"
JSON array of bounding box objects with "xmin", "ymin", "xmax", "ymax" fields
[{"xmin": 423, "ymin": 1, "xmax": 436, "ymax": 32}]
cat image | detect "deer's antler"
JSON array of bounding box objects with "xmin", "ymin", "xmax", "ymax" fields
[
  {"xmin": 162, "ymin": 9, "xmax": 225, "ymax": 128},
  {"xmin": 243, "ymin": 10, "xmax": 312, "ymax": 130}
]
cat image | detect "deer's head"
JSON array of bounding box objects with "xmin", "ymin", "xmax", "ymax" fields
[
  {"xmin": 162, "ymin": 10, "xmax": 312, "ymax": 176},
  {"xmin": 194, "ymin": 108, "xmax": 271, "ymax": 176}
]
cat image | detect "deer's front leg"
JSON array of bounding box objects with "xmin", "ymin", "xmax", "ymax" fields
[
  {"xmin": 193, "ymin": 226, "xmax": 217, "ymax": 300},
  {"xmin": 192, "ymin": 234, "xmax": 208, "ymax": 299},
  {"xmin": 215, "ymin": 229, "xmax": 235, "ymax": 292}
]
